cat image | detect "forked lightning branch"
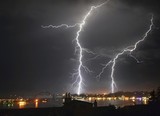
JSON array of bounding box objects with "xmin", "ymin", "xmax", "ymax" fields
[
  {"xmin": 42, "ymin": 1, "xmax": 109, "ymax": 95},
  {"xmin": 42, "ymin": 0, "xmax": 154, "ymax": 94}
]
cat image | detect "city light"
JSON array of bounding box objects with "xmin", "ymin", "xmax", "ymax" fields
[{"xmin": 18, "ymin": 101, "xmax": 26, "ymax": 109}]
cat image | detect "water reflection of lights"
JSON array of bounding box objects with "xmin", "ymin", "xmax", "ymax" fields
[
  {"xmin": 18, "ymin": 101, "xmax": 26, "ymax": 109},
  {"xmin": 35, "ymin": 102, "xmax": 38, "ymax": 108},
  {"xmin": 97, "ymin": 97, "xmax": 101, "ymax": 101},
  {"xmin": 124, "ymin": 97, "xmax": 129, "ymax": 101},
  {"xmin": 136, "ymin": 97, "xmax": 142, "ymax": 101},
  {"xmin": 143, "ymin": 99, "xmax": 147, "ymax": 104},
  {"xmin": 102, "ymin": 97, "xmax": 106, "ymax": 100},
  {"xmin": 88, "ymin": 97, "xmax": 92, "ymax": 101},
  {"xmin": 34, "ymin": 99, "xmax": 39, "ymax": 108},
  {"xmin": 142, "ymin": 97, "xmax": 148, "ymax": 104},
  {"xmin": 107, "ymin": 97, "xmax": 112, "ymax": 101},
  {"xmin": 75, "ymin": 96, "xmax": 149, "ymax": 106},
  {"xmin": 130, "ymin": 97, "xmax": 135, "ymax": 100}
]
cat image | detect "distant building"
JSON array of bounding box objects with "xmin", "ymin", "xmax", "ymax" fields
[
  {"xmin": 64, "ymin": 93, "xmax": 93, "ymax": 110},
  {"xmin": 64, "ymin": 92, "xmax": 72, "ymax": 105}
]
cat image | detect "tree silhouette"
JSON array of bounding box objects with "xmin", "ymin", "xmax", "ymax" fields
[
  {"xmin": 149, "ymin": 87, "xmax": 160, "ymax": 104},
  {"xmin": 149, "ymin": 90, "xmax": 156, "ymax": 104},
  {"xmin": 156, "ymin": 87, "xmax": 160, "ymax": 102}
]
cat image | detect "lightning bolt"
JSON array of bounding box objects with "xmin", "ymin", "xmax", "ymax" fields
[
  {"xmin": 97, "ymin": 15, "xmax": 154, "ymax": 93},
  {"xmin": 41, "ymin": 23, "xmax": 80, "ymax": 29},
  {"xmin": 96, "ymin": 60, "xmax": 112, "ymax": 79},
  {"xmin": 42, "ymin": 1, "xmax": 110, "ymax": 95}
]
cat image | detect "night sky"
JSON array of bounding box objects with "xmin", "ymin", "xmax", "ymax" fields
[{"xmin": 0, "ymin": 0, "xmax": 160, "ymax": 96}]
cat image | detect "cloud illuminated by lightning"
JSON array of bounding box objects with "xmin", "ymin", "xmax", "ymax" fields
[
  {"xmin": 97, "ymin": 15, "xmax": 154, "ymax": 93},
  {"xmin": 42, "ymin": 1, "xmax": 110, "ymax": 95}
]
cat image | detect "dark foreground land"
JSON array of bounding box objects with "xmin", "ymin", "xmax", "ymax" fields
[{"xmin": 0, "ymin": 104, "xmax": 160, "ymax": 116}]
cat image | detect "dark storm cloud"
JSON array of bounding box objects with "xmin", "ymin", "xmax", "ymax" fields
[
  {"xmin": 120, "ymin": 0, "xmax": 160, "ymax": 13},
  {"xmin": 81, "ymin": 0, "xmax": 160, "ymax": 92},
  {"xmin": 0, "ymin": 0, "xmax": 160, "ymax": 95},
  {"xmin": 0, "ymin": 0, "xmax": 78, "ymax": 95}
]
